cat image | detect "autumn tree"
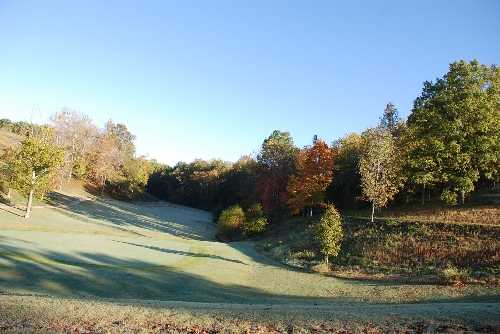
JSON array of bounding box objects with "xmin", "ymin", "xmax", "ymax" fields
[
  {"xmin": 359, "ymin": 127, "xmax": 404, "ymax": 222},
  {"xmin": 51, "ymin": 109, "xmax": 98, "ymax": 184},
  {"xmin": 287, "ymin": 138, "xmax": 335, "ymax": 216},
  {"xmin": 87, "ymin": 134, "xmax": 122, "ymax": 193},
  {"xmin": 6, "ymin": 131, "xmax": 64, "ymax": 219},
  {"xmin": 257, "ymin": 130, "xmax": 298, "ymax": 219},
  {"xmin": 407, "ymin": 60, "xmax": 500, "ymax": 204},
  {"xmin": 105, "ymin": 120, "xmax": 136, "ymax": 159}
]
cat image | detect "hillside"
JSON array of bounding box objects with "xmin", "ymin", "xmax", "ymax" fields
[
  {"xmin": 1, "ymin": 184, "xmax": 499, "ymax": 331},
  {"xmin": 256, "ymin": 216, "xmax": 499, "ymax": 286},
  {"xmin": 0, "ymin": 128, "xmax": 21, "ymax": 154}
]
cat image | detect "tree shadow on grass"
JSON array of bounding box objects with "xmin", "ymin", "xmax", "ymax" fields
[
  {"xmin": 0, "ymin": 241, "xmax": 341, "ymax": 305},
  {"xmin": 0, "ymin": 203, "xmax": 24, "ymax": 218},
  {"xmin": 114, "ymin": 240, "xmax": 247, "ymax": 266},
  {"xmin": 45, "ymin": 192, "xmax": 214, "ymax": 241},
  {"xmin": 0, "ymin": 238, "xmax": 498, "ymax": 306}
]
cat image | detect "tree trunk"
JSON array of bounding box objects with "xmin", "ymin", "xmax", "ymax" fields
[
  {"xmin": 25, "ymin": 171, "xmax": 36, "ymax": 219},
  {"xmin": 325, "ymin": 255, "xmax": 329, "ymax": 266},
  {"xmin": 421, "ymin": 183, "xmax": 425, "ymax": 205},
  {"xmin": 309, "ymin": 208, "xmax": 313, "ymax": 217},
  {"xmin": 460, "ymin": 189, "xmax": 465, "ymax": 205},
  {"xmin": 101, "ymin": 176, "xmax": 106, "ymax": 194},
  {"xmin": 371, "ymin": 202, "xmax": 375, "ymax": 222},
  {"xmin": 7, "ymin": 188, "xmax": 11, "ymax": 200}
]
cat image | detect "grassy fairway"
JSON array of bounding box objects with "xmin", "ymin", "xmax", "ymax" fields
[{"xmin": 0, "ymin": 187, "xmax": 499, "ymax": 331}]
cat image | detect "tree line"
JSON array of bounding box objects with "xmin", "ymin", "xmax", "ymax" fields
[
  {"xmin": 0, "ymin": 110, "xmax": 155, "ymax": 218},
  {"xmin": 148, "ymin": 60, "xmax": 499, "ymax": 226},
  {"xmin": 1, "ymin": 60, "xmax": 498, "ymax": 225}
]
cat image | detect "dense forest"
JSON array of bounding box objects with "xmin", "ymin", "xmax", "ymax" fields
[{"xmin": 1, "ymin": 60, "xmax": 499, "ymax": 228}]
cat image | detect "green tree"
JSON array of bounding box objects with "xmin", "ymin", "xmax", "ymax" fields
[
  {"xmin": 0, "ymin": 147, "xmax": 15, "ymax": 199},
  {"xmin": 108, "ymin": 157, "xmax": 153, "ymax": 200},
  {"xmin": 0, "ymin": 118, "xmax": 12, "ymax": 129},
  {"xmin": 316, "ymin": 204, "xmax": 343, "ymax": 265},
  {"xmin": 359, "ymin": 127, "xmax": 404, "ymax": 222},
  {"xmin": 380, "ymin": 102, "xmax": 400, "ymax": 132},
  {"xmin": 407, "ymin": 60, "xmax": 500, "ymax": 204},
  {"xmin": 216, "ymin": 155, "xmax": 258, "ymax": 211},
  {"xmin": 327, "ymin": 133, "xmax": 364, "ymax": 209},
  {"xmin": 6, "ymin": 134, "xmax": 64, "ymax": 219},
  {"xmin": 257, "ymin": 130, "xmax": 298, "ymax": 218}
]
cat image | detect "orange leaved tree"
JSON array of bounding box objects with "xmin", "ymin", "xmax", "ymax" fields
[{"xmin": 287, "ymin": 138, "xmax": 335, "ymax": 216}]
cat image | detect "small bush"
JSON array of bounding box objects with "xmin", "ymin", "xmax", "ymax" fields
[
  {"xmin": 439, "ymin": 264, "xmax": 470, "ymax": 284},
  {"xmin": 243, "ymin": 217, "xmax": 268, "ymax": 235},
  {"xmin": 241, "ymin": 203, "xmax": 268, "ymax": 236},
  {"xmin": 217, "ymin": 205, "xmax": 246, "ymax": 237},
  {"xmin": 246, "ymin": 203, "xmax": 264, "ymax": 220},
  {"xmin": 316, "ymin": 204, "xmax": 343, "ymax": 265},
  {"xmin": 440, "ymin": 189, "xmax": 457, "ymax": 206}
]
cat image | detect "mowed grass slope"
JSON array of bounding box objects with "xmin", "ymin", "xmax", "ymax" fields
[{"xmin": 0, "ymin": 184, "xmax": 500, "ymax": 331}]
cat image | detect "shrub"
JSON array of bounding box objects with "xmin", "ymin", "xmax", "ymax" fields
[
  {"xmin": 439, "ymin": 264, "xmax": 470, "ymax": 284},
  {"xmin": 243, "ymin": 217, "xmax": 268, "ymax": 235},
  {"xmin": 440, "ymin": 189, "xmax": 457, "ymax": 206},
  {"xmin": 217, "ymin": 205, "xmax": 246, "ymax": 237},
  {"xmin": 246, "ymin": 203, "xmax": 264, "ymax": 220},
  {"xmin": 242, "ymin": 203, "xmax": 268, "ymax": 236},
  {"xmin": 316, "ymin": 204, "xmax": 343, "ymax": 266}
]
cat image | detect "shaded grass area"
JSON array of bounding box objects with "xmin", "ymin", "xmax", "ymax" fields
[
  {"xmin": 46, "ymin": 192, "xmax": 215, "ymax": 240},
  {"xmin": 3, "ymin": 239, "xmax": 497, "ymax": 305},
  {"xmin": 256, "ymin": 216, "xmax": 500, "ymax": 285},
  {"xmin": 0, "ymin": 244, "xmax": 276, "ymax": 304},
  {"xmin": 1, "ymin": 295, "xmax": 499, "ymax": 334}
]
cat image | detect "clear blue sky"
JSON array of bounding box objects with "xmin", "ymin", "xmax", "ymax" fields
[{"xmin": 1, "ymin": 1, "xmax": 498, "ymax": 165}]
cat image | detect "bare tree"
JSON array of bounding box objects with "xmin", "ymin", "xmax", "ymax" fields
[{"xmin": 51, "ymin": 109, "xmax": 98, "ymax": 186}]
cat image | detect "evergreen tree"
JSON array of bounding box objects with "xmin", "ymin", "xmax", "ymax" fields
[{"xmin": 316, "ymin": 204, "xmax": 343, "ymax": 265}]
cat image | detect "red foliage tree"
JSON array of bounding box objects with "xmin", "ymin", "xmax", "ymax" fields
[{"xmin": 287, "ymin": 138, "xmax": 335, "ymax": 215}]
